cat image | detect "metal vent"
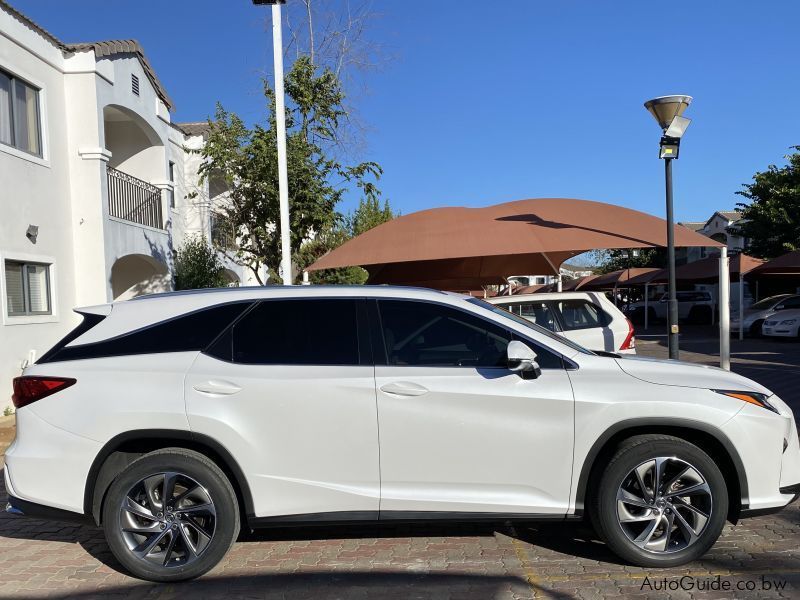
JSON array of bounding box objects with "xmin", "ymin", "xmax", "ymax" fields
[{"xmin": 131, "ymin": 73, "xmax": 140, "ymax": 96}]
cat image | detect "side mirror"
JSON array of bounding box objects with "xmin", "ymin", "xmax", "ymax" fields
[{"xmin": 507, "ymin": 340, "xmax": 542, "ymax": 378}]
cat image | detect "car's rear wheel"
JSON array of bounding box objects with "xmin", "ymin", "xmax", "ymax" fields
[
  {"xmin": 590, "ymin": 435, "xmax": 727, "ymax": 567},
  {"xmin": 102, "ymin": 448, "xmax": 240, "ymax": 582}
]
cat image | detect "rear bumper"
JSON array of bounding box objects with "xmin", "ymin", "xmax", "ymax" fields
[{"xmin": 5, "ymin": 494, "xmax": 92, "ymax": 525}]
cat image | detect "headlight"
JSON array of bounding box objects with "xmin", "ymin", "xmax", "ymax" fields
[
  {"xmin": 713, "ymin": 390, "xmax": 779, "ymax": 414},
  {"xmin": 780, "ymin": 319, "xmax": 797, "ymax": 326}
]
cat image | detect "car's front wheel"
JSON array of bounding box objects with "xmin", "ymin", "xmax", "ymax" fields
[
  {"xmin": 102, "ymin": 448, "xmax": 240, "ymax": 582},
  {"xmin": 590, "ymin": 435, "xmax": 728, "ymax": 567}
]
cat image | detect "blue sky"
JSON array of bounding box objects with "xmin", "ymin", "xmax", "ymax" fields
[{"xmin": 14, "ymin": 0, "xmax": 800, "ymax": 224}]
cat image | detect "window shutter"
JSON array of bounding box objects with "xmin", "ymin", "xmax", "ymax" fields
[
  {"xmin": 26, "ymin": 264, "xmax": 49, "ymax": 313},
  {"xmin": 4, "ymin": 262, "xmax": 25, "ymax": 315}
]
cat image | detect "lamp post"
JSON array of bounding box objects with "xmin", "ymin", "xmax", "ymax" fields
[
  {"xmin": 644, "ymin": 95, "xmax": 692, "ymax": 360},
  {"xmin": 253, "ymin": 0, "xmax": 292, "ymax": 285}
]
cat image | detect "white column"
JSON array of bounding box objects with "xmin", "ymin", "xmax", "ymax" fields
[
  {"xmin": 557, "ymin": 274, "xmax": 563, "ymax": 292},
  {"xmin": 302, "ymin": 270, "xmax": 310, "ymax": 285},
  {"xmin": 272, "ymin": 3, "xmax": 292, "ymax": 285},
  {"xmin": 719, "ymin": 247, "xmax": 730, "ymax": 370}
]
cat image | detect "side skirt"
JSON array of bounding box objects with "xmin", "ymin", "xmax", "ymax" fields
[{"xmin": 247, "ymin": 510, "xmax": 582, "ymax": 530}]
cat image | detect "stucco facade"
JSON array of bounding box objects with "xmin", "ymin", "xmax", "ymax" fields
[{"xmin": 0, "ymin": 2, "xmax": 250, "ymax": 411}]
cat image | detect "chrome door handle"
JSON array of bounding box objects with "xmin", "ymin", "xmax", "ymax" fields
[
  {"xmin": 380, "ymin": 382, "xmax": 428, "ymax": 397},
  {"xmin": 193, "ymin": 380, "xmax": 242, "ymax": 396}
]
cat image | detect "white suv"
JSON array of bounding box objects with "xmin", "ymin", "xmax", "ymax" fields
[
  {"xmin": 6, "ymin": 286, "xmax": 800, "ymax": 582},
  {"xmin": 488, "ymin": 292, "xmax": 636, "ymax": 354}
]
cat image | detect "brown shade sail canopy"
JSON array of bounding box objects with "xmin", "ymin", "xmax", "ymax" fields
[
  {"xmin": 580, "ymin": 268, "xmax": 662, "ymax": 290},
  {"xmin": 308, "ymin": 198, "xmax": 722, "ymax": 288},
  {"xmin": 748, "ymin": 250, "xmax": 800, "ymax": 276},
  {"xmin": 626, "ymin": 254, "xmax": 764, "ymax": 285}
]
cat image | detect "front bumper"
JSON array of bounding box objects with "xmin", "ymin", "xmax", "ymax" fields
[{"xmin": 762, "ymin": 325, "xmax": 798, "ymax": 337}]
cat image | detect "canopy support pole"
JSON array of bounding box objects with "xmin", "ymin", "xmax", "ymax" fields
[
  {"xmin": 644, "ymin": 283, "xmax": 649, "ymax": 330},
  {"xmin": 719, "ymin": 247, "xmax": 731, "ymax": 370},
  {"xmin": 738, "ymin": 272, "xmax": 744, "ymax": 340},
  {"xmin": 557, "ymin": 274, "xmax": 563, "ymax": 292}
]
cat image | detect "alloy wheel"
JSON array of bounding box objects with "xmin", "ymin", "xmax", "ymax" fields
[
  {"xmin": 118, "ymin": 471, "xmax": 217, "ymax": 568},
  {"xmin": 616, "ymin": 457, "xmax": 712, "ymax": 554}
]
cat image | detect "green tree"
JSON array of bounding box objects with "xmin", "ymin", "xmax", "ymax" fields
[
  {"xmin": 732, "ymin": 147, "xmax": 800, "ymax": 259},
  {"xmin": 196, "ymin": 56, "xmax": 382, "ymax": 284},
  {"xmin": 591, "ymin": 248, "xmax": 666, "ymax": 274},
  {"xmin": 296, "ymin": 195, "xmax": 398, "ymax": 284},
  {"xmin": 174, "ymin": 236, "xmax": 228, "ymax": 290}
]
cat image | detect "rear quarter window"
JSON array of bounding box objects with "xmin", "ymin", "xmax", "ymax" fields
[{"xmin": 39, "ymin": 302, "xmax": 252, "ymax": 362}]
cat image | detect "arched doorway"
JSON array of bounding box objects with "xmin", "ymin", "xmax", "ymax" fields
[
  {"xmin": 222, "ymin": 268, "xmax": 240, "ymax": 287},
  {"xmin": 111, "ymin": 254, "xmax": 170, "ymax": 300}
]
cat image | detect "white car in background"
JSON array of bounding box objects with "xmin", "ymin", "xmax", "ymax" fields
[
  {"xmin": 489, "ymin": 291, "xmax": 636, "ymax": 354},
  {"xmin": 625, "ymin": 290, "xmax": 716, "ymax": 325},
  {"xmin": 762, "ymin": 309, "xmax": 800, "ymax": 340},
  {"xmin": 733, "ymin": 294, "xmax": 800, "ymax": 337}
]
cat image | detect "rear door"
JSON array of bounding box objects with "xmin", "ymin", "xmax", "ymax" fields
[
  {"xmin": 552, "ymin": 298, "xmax": 612, "ymax": 352},
  {"xmin": 184, "ymin": 298, "xmax": 380, "ymax": 519}
]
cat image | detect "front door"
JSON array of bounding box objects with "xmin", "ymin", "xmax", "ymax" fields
[
  {"xmin": 185, "ymin": 298, "xmax": 380, "ymax": 519},
  {"xmin": 372, "ymin": 299, "xmax": 575, "ymax": 516}
]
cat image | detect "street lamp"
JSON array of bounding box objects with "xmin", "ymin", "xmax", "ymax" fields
[
  {"xmin": 253, "ymin": 0, "xmax": 292, "ymax": 285},
  {"xmin": 644, "ymin": 95, "xmax": 692, "ymax": 360}
]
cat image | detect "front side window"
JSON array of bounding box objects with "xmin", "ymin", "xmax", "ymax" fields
[
  {"xmin": 503, "ymin": 301, "xmax": 559, "ymax": 332},
  {"xmin": 377, "ymin": 300, "xmax": 513, "ymax": 368},
  {"xmin": 0, "ymin": 69, "xmax": 41, "ymax": 156},
  {"xmin": 780, "ymin": 297, "xmax": 800, "ymax": 310},
  {"xmin": 556, "ymin": 299, "xmax": 607, "ymax": 331},
  {"xmin": 211, "ymin": 299, "xmax": 361, "ymax": 365},
  {"xmin": 4, "ymin": 260, "xmax": 51, "ymax": 316}
]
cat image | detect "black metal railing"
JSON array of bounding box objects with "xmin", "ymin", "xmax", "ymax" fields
[
  {"xmin": 107, "ymin": 166, "xmax": 164, "ymax": 229},
  {"xmin": 210, "ymin": 213, "xmax": 237, "ymax": 251}
]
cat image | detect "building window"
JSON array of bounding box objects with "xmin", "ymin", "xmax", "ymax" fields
[
  {"xmin": 0, "ymin": 69, "xmax": 42, "ymax": 157},
  {"xmin": 4, "ymin": 260, "xmax": 51, "ymax": 316},
  {"xmin": 168, "ymin": 161, "xmax": 175, "ymax": 208}
]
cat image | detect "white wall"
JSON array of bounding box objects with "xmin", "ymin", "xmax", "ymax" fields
[{"xmin": 0, "ymin": 10, "xmax": 78, "ymax": 410}]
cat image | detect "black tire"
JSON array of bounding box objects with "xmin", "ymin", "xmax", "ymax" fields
[
  {"xmin": 589, "ymin": 435, "xmax": 727, "ymax": 568},
  {"xmin": 750, "ymin": 320, "xmax": 764, "ymax": 338},
  {"xmin": 102, "ymin": 448, "xmax": 240, "ymax": 582}
]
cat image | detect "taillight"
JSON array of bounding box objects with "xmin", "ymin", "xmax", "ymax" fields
[
  {"xmin": 12, "ymin": 376, "xmax": 76, "ymax": 409},
  {"xmin": 619, "ymin": 318, "xmax": 636, "ymax": 351}
]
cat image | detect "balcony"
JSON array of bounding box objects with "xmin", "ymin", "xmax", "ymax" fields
[{"xmin": 106, "ymin": 166, "xmax": 164, "ymax": 230}]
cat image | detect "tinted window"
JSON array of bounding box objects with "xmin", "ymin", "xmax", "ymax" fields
[
  {"xmin": 377, "ymin": 300, "xmax": 511, "ymax": 367},
  {"xmin": 504, "ymin": 301, "xmax": 559, "ymax": 332},
  {"xmin": 210, "ymin": 299, "xmax": 361, "ymax": 365},
  {"xmin": 556, "ymin": 299, "xmax": 608, "ymax": 331},
  {"xmin": 44, "ymin": 302, "xmax": 251, "ymax": 362},
  {"xmin": 781, "ymin": 297, "xmax": 800, "ymax": 309}
]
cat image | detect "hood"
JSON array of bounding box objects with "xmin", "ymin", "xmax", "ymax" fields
[{"xmin": 614, "ymin": 355, "xmax": 772, "ymax": 396}]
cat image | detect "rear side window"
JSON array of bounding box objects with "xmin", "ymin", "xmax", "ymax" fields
[
  {"xmin": 502, "ymin": 301, "xmax": 559, "ymax": 332},
  {"xmin": 207, "ymin": 299, "xmax": 362, "ymax": 365},
  {"xmin": 41, "ymin": 302, "xmax": 251, "ymax": 362},
  {"xmin": 555, "ymin": 299, "xmax": 608, "ymax": 331}
]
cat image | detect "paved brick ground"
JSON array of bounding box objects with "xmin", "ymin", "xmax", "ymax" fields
[{"xmin": 1, "ymin": 332, "xmax": 799, "ymax": 599}]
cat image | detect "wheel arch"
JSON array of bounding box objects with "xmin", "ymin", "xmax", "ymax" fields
[
  {"xmin": 84, "ymin": 429, "xmax": 254, "ymax": 526},
  {"xmin": 575, "ymin": 418, "xmax": 749, "ymax": 523}
]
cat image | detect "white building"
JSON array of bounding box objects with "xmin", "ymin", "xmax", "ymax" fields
[
  {"xmin": 0, "ymin": 1, "xmax": 251, "ymax": 411},
  {"xmin": 678, "ymin": 210, "xmax": 747, "ymax": 265}
]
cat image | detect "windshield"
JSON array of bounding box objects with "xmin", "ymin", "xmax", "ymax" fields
[
  {"xmin": 749, "ymin": 295, "xmax": 788, "ymax": 311},
  {"xmin": 466, "ymin": 298, "xmax": 594, "ymax": 355}
]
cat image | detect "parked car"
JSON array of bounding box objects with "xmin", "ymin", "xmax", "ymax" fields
[
  {"xmin": 762, "ymin": 308, "xmax": 800, "ymax": 339},
  {"xmin": 625, "ymin": 290, "xmax": 715, "ymax": 324},
  {"xmin": 488, "ymin": 292, "xmax": 636, "ymax": 354},
  {"xmin": 6, "ymin": 286, "xmax": 800, "ymax": 581},
  {"xmin": 732, "ymin": 294, "xmax": 800, "ymax": 337}
]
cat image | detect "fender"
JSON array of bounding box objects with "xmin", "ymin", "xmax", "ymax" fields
[
  {"xmin": 573, "ymin": 417, "xmax": 749, "ymax": 514},
  {"xmin": 83, "ymin": 429, "xmax": 255, "ymax": 524}
]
